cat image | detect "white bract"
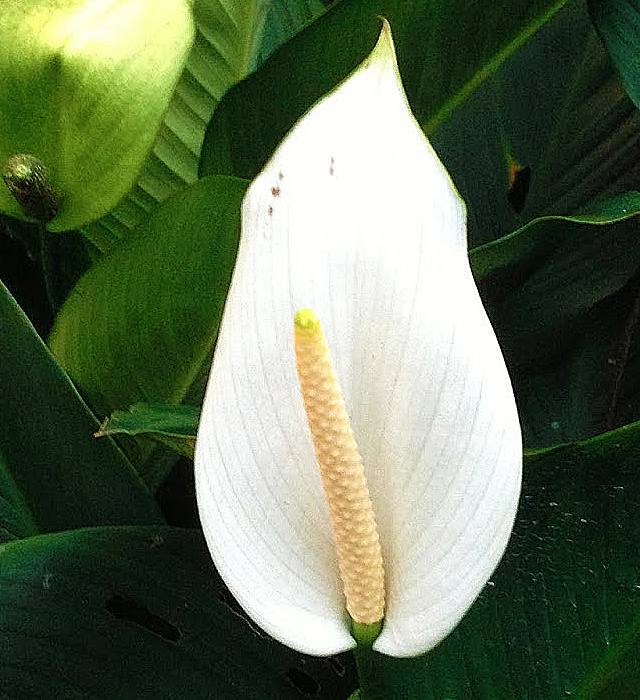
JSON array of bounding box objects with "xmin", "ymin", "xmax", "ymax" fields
[{"xmin": 195, "ymin": 22, "xmax": 522, "ymax": 658}]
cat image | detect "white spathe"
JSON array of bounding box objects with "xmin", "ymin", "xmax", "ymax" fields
[{"xmin": 195, "ymin": 21, "xmax": 522, "ymax": 658}]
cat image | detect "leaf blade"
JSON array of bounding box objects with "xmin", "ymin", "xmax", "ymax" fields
[
  {"xmin": 0, "ymin": 525, "xmax": 351, "ymax": 699},
  {"xmin": 0, "ymin": 280, "xmax": 163, "ymax": 533}
]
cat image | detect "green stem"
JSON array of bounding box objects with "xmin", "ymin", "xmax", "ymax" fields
[
  {"xmin": 350, "ymin": 619, "xmax": 391, "ymax": 700},
  {"xmin": 352, "ymin": 643, "xmax": 391, "ymax": 700}
]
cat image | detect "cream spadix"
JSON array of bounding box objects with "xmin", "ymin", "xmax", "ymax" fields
[
  {"xmin": 195, "ymin": 21, "xmax": 521, "ymax": 658},
  {"xmin": 294, "ymin": 308, "xmax": 385, "ymax": 633}
]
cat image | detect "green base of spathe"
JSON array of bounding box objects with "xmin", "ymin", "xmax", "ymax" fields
[{"xmin": 351, "ymin": 618, "xmax": 383, "ymax": 647}]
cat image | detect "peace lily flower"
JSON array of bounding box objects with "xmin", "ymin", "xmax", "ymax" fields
[
  {"xmin": 0, "ymin": 0, "xmax": 194, "ymax": 230},
  {"xmin": 195, "ymin": 22, "xmax": 522, "ymax": 658}
]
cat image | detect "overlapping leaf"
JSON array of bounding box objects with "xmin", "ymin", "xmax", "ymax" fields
[
  {"xmin": 0, "ymin": 281, "xmax": 162, "ymax": 535},
  {"xmin": 48, "ymin": 176, "xmax": 247, "ymax": 428},
  {"xmin": 2, "ymin": 424, "xmax": 639, "ymax": 698},
  {"xmin": 86, "ymin": 0, "xmax": 325, "ymax": 251},
  {"xmin": 470, "ymin": 192, "xmax": 640, "ymax": 446}
]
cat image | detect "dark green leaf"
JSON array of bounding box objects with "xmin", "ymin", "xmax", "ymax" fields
[
  {"xmin": 0, "ymin": 525, "xmax": 354, "ymax": 699},
  {"xmin": 470, "ymin": 193, "xmax": 640, "ymax": 446},
  {"xmin": 472, "ymin": 191, "xmax": 640, "ymax": 295},
  {"xmin": 200, "ymin": 0, "xmax": 570, "ymax": 180},
  {"xmin": 589, "ymin": 0, "xmax": 640, "ymax": 111},
  {"xmin": 0, "ymin": 280, "xmax": 163, "ymax": 534}
]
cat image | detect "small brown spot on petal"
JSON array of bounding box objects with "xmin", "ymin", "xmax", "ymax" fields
[
  {"xmin": 268, "ymin": 205, "xmax": 273, "ymax": 216},
  {"xmin": 271, "ymin": 186, "xmax": 280, "ymax": 197},
  {"xmin": 278, "ymin": 171, "xmax": 284, "ymax": 180},
  {"xmin": 329, "ymin": 157, "xmax": 334, "ymax": 176}
]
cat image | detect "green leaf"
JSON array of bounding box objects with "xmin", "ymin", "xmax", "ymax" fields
[
  {"xmin": 470, "ymin": 192, "xmax": 640, "ymax": 446},
  {"xmin": 199, "ymin": 0, "xmax": 570, "ymax": 180},
  {"xmin": 96, "ymin": 403, "xmax": 200, "ymax": 459},
  {"xmin": 0, "ymin": 525, "xmax": 353, "ymax": 699},
  {"xmin": 589, "ymin": 0, "xmax": 640, "ymax": 112},
  {"xmin": 86, "ymin": 0, "xmax": 326, "ymax": 252},
  {"xmin": 577, "ymin": 607, "xmax": 640, "ymax": 699},
  {"xmin": 48, "ymin": 176, "xmax": 248, "ymax": 456},
  {"xmin": 0, "ymin": 279, "xmax": 163, "ymax": 534}
]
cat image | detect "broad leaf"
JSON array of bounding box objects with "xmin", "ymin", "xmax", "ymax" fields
[
  {"xmin": 48, "ymin": 176, "xmax": 248, "ymax": 455},
  {"xmin": 0, "ymin": 525, "xmax": 353, "ymax": 699},
  {"xmin": 0, "ymin": 280, "xmax": 162, "ymax": 534}
]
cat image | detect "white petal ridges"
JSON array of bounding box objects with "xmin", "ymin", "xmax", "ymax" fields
[
  {"xmin": 195, "ymin": 20, "xmax": 522, "ymax": 658},
  {"xmin": 294, "ymin": 309, "xmax": 385, "ymax": 626}
]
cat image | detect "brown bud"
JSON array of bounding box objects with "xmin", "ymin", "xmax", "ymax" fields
[{"xmin": 3, "ymin": 154, "xmax": 61, "ymax": 224}]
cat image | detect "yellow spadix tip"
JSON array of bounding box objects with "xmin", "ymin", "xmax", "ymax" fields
[{"xmin": 294, "ymin": 308, "xmax": 320, "ymax": 331}]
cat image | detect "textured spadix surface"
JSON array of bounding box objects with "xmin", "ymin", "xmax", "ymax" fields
[{"xmin": 195, "ymin": 22, "xmax": 522, "ymax": 658}]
